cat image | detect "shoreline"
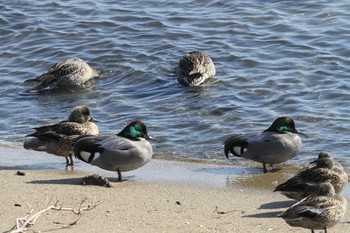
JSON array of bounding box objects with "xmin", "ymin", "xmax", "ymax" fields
[
  {"xmin": 0, "ymin": 143, "xmax": 303, "ymax": 189},
  {"xmin": 1, "ymin": 145, "xmax": 349, "ymax": 232}
]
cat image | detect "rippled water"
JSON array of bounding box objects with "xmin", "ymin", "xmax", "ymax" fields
[{"xmin": 0, "ymin": 0, "xmax": 349, "ymax": 172}]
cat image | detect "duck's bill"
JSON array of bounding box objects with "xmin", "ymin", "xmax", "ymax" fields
[
  {"xmin": 309, "ymin": 159, "xmax": 317, "ymax": 165},
  {"xmin": 90, "ymin": 117, "xmax": 99, "ymax": 123},
  {"xmin": 146, "ymin": 135, "xmax": 156, "ymax": 141},
  {"xmin": 296, "ymin": 130, "xmax": 307, "ymax": 136}
]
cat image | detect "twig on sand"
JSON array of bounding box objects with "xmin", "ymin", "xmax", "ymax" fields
[
  {"xmin": 10, "ymin": 198, "xmax": 99, "ymax": 233},
  {"xmin": 213, "ymin": 206, "xmax": 244, "ymax": 215}
]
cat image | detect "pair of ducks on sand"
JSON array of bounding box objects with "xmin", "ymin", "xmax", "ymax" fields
[
  {"xmin": 25, "ymin": 51, "xmax": 215, "ymax": 90},
  {"xmin": 24, "ymin": 106, "xmax": 152, "ymax": 181},
  {"xmin": 275, "ymin": 152, "xmax": 348, "ymax": 233}
]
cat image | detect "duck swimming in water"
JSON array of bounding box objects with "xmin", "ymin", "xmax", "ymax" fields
[
  {"xmin": 177, "ymin": 51, "xmax": 215, "ymax": 86},
  {"xmin": 25, "ymin": 58, "xmax": 99, "ymax": 90}
]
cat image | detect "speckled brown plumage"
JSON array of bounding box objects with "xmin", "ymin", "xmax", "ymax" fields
[
  {"xmin": 274, "ymin": 152, "xmax": 348, "ymax": 200},
  {"xmin": 23, "ymin": 106, "xmax": 99, "ymax": 166},
  {"xmin": 177, "ymin": 51, "xmax": 215, "ymax": 86},
  {"xmin": 25, "ymin": 58, "xmax": 99, "ymax": 90},
  {"xmin": 279, "ymin": 182, "xmax": 347, "ymax": 232}
]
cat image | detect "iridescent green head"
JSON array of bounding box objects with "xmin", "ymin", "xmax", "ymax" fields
[
  {"xmin": 118, "ymin": 120, "xmax": 151, "ymax": 141},
  {"xmin": 265, "ymin": 116, "xmax": 299, "ymax": 134}
]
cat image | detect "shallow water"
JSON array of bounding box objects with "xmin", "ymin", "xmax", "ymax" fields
[
  {"xmin": 1, "ymin": 144, "xmax": 349, "ymax": 201},
  {"xmin": 0, "ymin": 1, "xmax": 350, "ymax": 172}
]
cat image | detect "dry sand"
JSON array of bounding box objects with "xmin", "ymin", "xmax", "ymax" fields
[{"xmin": 0, "ymin": 146, "xmax": 349, "ymax": 232}]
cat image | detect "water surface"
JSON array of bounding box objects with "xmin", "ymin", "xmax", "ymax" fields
[{"xmin": 0, "ymin": 0, "xmax": 349, "ymax": 172}]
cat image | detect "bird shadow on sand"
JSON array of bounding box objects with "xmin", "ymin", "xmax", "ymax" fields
[
  {"xmin": 243, "ymin": 200, "xmax": 296, "ymax": 219},
  {"xmin": 28, "ymin": 177, "xmax": 84, "ymax": 185},
  {"xmin": 0, "ymin": 163, "xmax": 67, "ymax": 171},
  {"xmin": 27, "ymin": 175, "xmax": 134, "ymax": 186},
  {"xmin": 258, "ymin": 200, "xmax": 296, "ymax": 210}
]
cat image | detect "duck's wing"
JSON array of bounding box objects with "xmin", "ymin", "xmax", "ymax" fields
[
  {"xmin": 279, "ymin": 196, "xmax": 327, "ymax": 220},
  {"xmin": 224, "ymin": 134, "xmax": 250, "ymax": 158},
  {"xmin": 73, "ymin": 134, "xmax": 134, "ymax": 162},
  {"xmin": 274, "ymin": 175, "xmax": 317, "ymax": 192},
  {"xmin": 280, "ymin": 203, "xmax": 323, "ymax": 220},
  {"xmin": 27, "ymin": 121, "xmax": 87, "ymax": 137},
  {"xmin": 73, "ymin": 134, "xmax": 104, "ymax": 162},
  {"xmin": 29, "ymin": 60, "xmax": 79, "ymax": 90},
  {"xmin": 26, "ymin": 121, "xmax": 64, "ymax": 137}
]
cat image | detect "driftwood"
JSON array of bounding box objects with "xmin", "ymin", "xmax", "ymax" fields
[{"xmin": 10, "ymin": 198, "xmax": 99, "ymax": 233}]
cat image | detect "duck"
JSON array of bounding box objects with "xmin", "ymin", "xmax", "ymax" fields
[
  {"xmin": 23, "ymin": 105, "xmax": 99, "ymax": 166},
  {"xmin": 279, "ymin": 182, "xmax": 347, "ymax": 233},
  {"xmin": 73, "ymin": 120, "xmax": 153, "ymax": 181},
  {"xmin": 25, "ymin": 58, "xmax": 99, "ymax": 90},
  {"xmin": 224, "ymin": 116, "xmax": 302, "ymax": 173},
  {"xmin": 177, "ymin": 51, "xmax": 216, "ymax": 86},
  {"xmin": 274, "ymin": 152, "xmax": 348, "ymax": 200}
]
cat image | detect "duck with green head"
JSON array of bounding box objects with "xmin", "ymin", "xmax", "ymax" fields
[
  {"xmin": 73, "ymin": 120, "xmax": 153, "ymax": 181},
  {"xmin": 224, "ymin": 116, "xmax": 303, "ymax": 173}
]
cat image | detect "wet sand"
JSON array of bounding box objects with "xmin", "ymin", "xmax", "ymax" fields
[{"xmin": 1, "ymin": 145, "xmax": 349, "ymax": 232}]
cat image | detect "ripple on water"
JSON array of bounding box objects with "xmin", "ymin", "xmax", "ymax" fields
[{"xmin": 0, "ymin": 1, "xmax": 349, "ymax": 174}]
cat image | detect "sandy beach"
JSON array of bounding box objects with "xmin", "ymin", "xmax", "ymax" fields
[{"xmin": 1, "ymin": 145, "xmax": 349, "ymax": 233}]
